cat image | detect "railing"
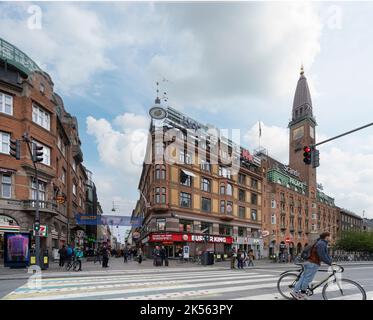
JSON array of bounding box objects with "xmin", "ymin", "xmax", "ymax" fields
[{"xmin": 23, "ymin": 200, "xmax": 58, "ymax": 212}]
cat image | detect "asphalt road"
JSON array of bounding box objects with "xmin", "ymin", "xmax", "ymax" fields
[{"xmin": 1, "ymin": 262, "xmax": 372, "ymax": 300}]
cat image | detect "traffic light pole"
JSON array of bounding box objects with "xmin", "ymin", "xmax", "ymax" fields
[
  {"xmin": 312, "ymin": 122, "xmax": 373, "ymax": 148},
  {"xmin": 24, "ymin": 135, "xmax": 41, "ymax": 268}
]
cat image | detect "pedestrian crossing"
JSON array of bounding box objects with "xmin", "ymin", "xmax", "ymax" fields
[{"xmin": 2, "ymin": 268, "xmax": 372, "ymax": 300}]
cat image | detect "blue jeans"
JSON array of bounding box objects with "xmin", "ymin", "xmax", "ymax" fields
[{"xmin": 294, "ymin": 262, "xmax": 319, "ymax": 292}]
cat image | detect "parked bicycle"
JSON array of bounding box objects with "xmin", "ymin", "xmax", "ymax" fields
[
  {"xmin": 65, "ymin": 256, "xmax": 81, "ymax": 272},
  {"xmin": 277, "ymin": 263, "xmax": 366, "ymax": 300}
]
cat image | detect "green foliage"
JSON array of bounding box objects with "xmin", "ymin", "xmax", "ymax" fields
[{"xmin": 335, "ymin": 231, "xmax": 373, "ymax": 252}]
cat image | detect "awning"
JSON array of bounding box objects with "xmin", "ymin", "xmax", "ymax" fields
[
  {"xmin": 181, "ymin": 169, "xmax": 196, "ymax": 177},
  {"xmin": 0, "ymin": 225, "xmax": 20, "ymax": 233}
]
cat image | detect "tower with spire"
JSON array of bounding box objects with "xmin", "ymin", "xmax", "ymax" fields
[{"xmin": 288, "ymin": 66, "xmax": 317, "ymax": 198}]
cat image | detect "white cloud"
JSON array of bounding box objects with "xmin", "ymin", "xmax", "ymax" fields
[{"xmin": 0, "ymin": 3, "xmax": 113, "ymax": 95}]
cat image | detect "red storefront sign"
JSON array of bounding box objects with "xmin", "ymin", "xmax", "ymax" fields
[{"xmin": 149, "ymin": 233, "xmax": 233, "ymax": 244}]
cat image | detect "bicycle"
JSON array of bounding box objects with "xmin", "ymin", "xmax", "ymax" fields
[
  {"xmin": 277, "ymin": 263, "xmax": 366, "ymax": 300},
  {"xmin": 65, "ymin": 257, "xmax": 81, "ymax": 272}
]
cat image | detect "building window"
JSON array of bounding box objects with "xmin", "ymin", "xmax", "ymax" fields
[
  {"xmin": 238, "ymin": 227, "xmax": 246, "ymax": 237},
  {"xmin": 155, "ymin": 165, "xmax": 166, "ymax": 180},
  {"xmin": 61, "ymin": 169, "xmax": 66, "ymax": 184},
  {"xmin": 0, "ymin": 92, "xmax": 13, "ymax": 115},
  {"xmin": 271, "ymin": 213, "xmax": 276, "ymax": 225},
  {"xmin": 239, "ymin": 189, "xmax": 246, "ymax": 202},
  {"xmin": 180, "ymin": 192, "xmax": 192, "ymax": 208},
  {"xmin": 201, "ymin": 178, "xmax": 211, "ymax": 192},
  {"xmin": 238, "ymin": 173, "xmax": 246, "ymax": 185},
  {"xmin": 156, "ymin": 218, "xmax": 166, "ymax": 231},
  {"xmin": 154, "ymin": 187, "xmax": 166, "ymax": 204},
  {"xmin": 180, "ymin": 150, "xmax": 193, "ymax": 164},
  {"xmin": 251, "ymin": 209, "xmax": 258, "ymax": 221},
  {"xmin": 200, "ymin": 159, "xmax": 211, "ymax": 172},
  {"xmin": 251, "ymin": 193, "xmax": 258, "ymax": 205},
  {"xmin": 155, "ymin": 142, "xmax": 163, "ymax": 156},
  {"xmin": 219, "ymin": 166, "xmax": 231, "ymax": 178},
  {"xmin": 251, "ymin": 178, "xmax": 258, "ymax": 189},
  {"xmin": 32, "ymin": 140, "xmax": 51, "ymax": 166},
  {"xmin": 239, "ymin": 206, "xmax": 246, "ymax": 219},
  {"xmin": 72, "ymin": 160, "xmax": 77, "ymax": 172},
  {"xmin": 271, "ymin": 199, "xmax": 276, "ymax": 208},
  {"xmin": 220, "ymin": 183, "xmax": 225, "ymax": 195},
  {"xmin": 219, "ymin": 224, "xmax": 232, "ymax": 236},
  {"xmin": 1, "ymin": 174, "xmax": 12, "ymax": 198},
  {"xmin": 32, "ymin": 103, "xmax": 50, "ymax": 131},
  {"xmin": 180, "ymin": 170, "xmax": 192, "ymax": 187},
  {"xmin": 201, "ymin": 197, "xmax": 211, "ymax": 212},
  {"xmin": 73, "ymin": 184, "xmax": 77, "ymax": 196},
  {"xmin": 0, "ymin": 131, "xmax": 10, "ymax": 154},
  {"xmin": 220, "ymin": 200, "xmax": 225, "ymax": 213},
  {"xmin": 179, "ymin": 219, "xmax": 193, "ymax": 232},
  {"xmin": 31, "ymin": 179, "xmax": 46, "ymax": 203},
  {"xmin": 57, "ymin": 135, "xmax": 66, "ymax": 156},
  {"xmin": 227, "ymin": 201, "xmax": 233, "ymax": 214},
  {"xmin": 226, "ymin": 183, "xmax": 233, "ymax": 196},
  {"xmin": 201, "ymin": 222, "xmax": 212, "ymax": 234}
]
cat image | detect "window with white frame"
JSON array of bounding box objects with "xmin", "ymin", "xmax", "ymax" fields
[
  {"xmin": 32, "ymin": 140, "xmax": 51, "ymax": 166},
  {"xmin": 271, "ymin": 199, "xmax": 276, "ymax": 208},
  {"xmin": 271, "ymin": 213, "xmax": 276, "ymax": 224},
  {"xmin": 0, "ymin": 92, "xmax": 13, "ymax": 115},
  {"xmin": 31, "ymin": 179, "xmax": 46, "ymax": 202},
  {"xmin": 32, "ymin": 103, "xmax": 50, "ymax": 131},
  {"xmin": 1, "ymin": 174, "xmax": 12, "ymax": 198},
  {"xmin": 61, "ymin": 169, "xmax": 66, "ymax": 184},
  {"xmin": 0, "ymin": 131, "xmax": 10, "ymax": 154},
  {"xmin": 72, "ymin": 160, "xmax": 77, "ymax": 172},
  {"xmin": 73, "ymin": 183, "xmax": 77, "ymax": 196}
]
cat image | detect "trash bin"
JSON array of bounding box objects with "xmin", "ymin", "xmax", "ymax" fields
[{"xmin": 42, "ymin": 249, "xmax": 49, "ymax": 270}]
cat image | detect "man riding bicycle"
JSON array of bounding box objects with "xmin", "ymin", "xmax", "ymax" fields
[{"xmin": 291, "ymin": 232, "xmax": 332, "ymax": 300}]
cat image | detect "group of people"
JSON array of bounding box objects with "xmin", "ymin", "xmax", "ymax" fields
[
  {"xmin": 230, "ymin": 248, "xmax": 255, "ymax": 269},
  {"xmin": 152, "ymin": 246, "xmax": 168, "ymax": 267},
  {"xmin": 123, "ymin": 247, "xmax": 143, "ymax": 264},
  {"xmin": 58, "ymin": 244, "xmax": 83, "ymax": 271}
]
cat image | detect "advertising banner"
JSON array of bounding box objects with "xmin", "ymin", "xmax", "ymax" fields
[
  {"xmin": 75, "ymin": 214, "xmax": 143, "ymax": 227},
  {"xmin": 4, "ymin": 232, "xmax": 31, "ymax": 268}
]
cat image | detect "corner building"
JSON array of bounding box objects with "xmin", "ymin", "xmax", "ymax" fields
[
  {"xmin": 134, "ymin": 106, "xmax": 264, "ymax": 259},
  {"xmin": 260, "ymin": 68, "xmax": 340, "ymax": 258}
]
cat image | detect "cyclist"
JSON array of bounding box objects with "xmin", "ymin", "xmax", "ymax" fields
[{"xmin": 291, "ymin": 232, "xmax": 333, "ymax": 300}]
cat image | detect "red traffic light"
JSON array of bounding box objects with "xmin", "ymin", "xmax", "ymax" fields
[
  {"xmin": 303, "ymin": 146, "xmax": 312, "ymax": 165},
  {"xmin": 303, "ymin": 146, "xmax": 311, "ymax": 153}
]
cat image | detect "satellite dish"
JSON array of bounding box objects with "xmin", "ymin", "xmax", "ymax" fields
[{"xmin": 149, "ymin": 106, "xmax": 167, "ymax": 120}]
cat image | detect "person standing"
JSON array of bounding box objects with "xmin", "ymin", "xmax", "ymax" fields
[
  {"xmin": 160, "ymin": 246, "xmax": 166, "ymax": 266},
  {"xmin": 230, "ymin": 247, "xmax": 237, "ymax": 269},
  {"xmin": 237, "ymin": 249, "xmax": 244, "ymax": 269},
  {"xmin": 247, "ymin": 249, "xmax": 255, "ymax": 267},
  {"xmin": 102, "ymin": 246, "xmax": 109, "ymax": 268},
  {"xmin": 58, "ymin": 245, "xmax": 66, "ymax": 267},
  {"xmin": 137, "ymin": 248, "xmax": 143, "ymax": 264},
  {"xmin": 153, "ymin": 246, "xmax": 161, "ymax": 266},
  {"xmin": 94, "ymin": 247, "xmax": 102, "ymax": 264},
  {"xmin": 123, "ymin": 248, "xmax": 128, "ymax": 263},
  {"xmin": 291, "ymin": 232, "xmax": 333, "ymax": 300},
  {"xmin": 74, "ymin": 246, "xmax": 83, "ymax": 271}
]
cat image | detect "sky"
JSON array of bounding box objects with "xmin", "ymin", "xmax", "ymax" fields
[{"xmin": 1, "ymin": 1, "xmax": 373, "ymax": 241}]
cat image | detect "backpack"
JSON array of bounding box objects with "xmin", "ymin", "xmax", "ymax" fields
[
  {"xmin": 66, "ymin": 247, "xmax": 73, "ymax": 257},
  {"xmin": 300, "ymin": 241, "xmax": 317, "ymax": 260}
]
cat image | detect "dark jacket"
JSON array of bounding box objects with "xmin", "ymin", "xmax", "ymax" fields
[{"xmin": 309, "ymin": 239, "xmax": 332, "ymax": 266}]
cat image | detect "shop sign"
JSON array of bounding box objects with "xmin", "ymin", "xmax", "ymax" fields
[
  {"xmin": 149, "ymin": 233, "xmax": 233, "ymax": 244},
  {"xmin": 33, "ymin": 225, "xmax": 48, "ymax": 237}
]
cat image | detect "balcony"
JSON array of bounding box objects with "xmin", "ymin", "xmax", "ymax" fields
[
  {"xmin": 22, "ymin": 200, "xmax": 59, "ymax": 217},
  {"xmin": 72, "ymin": 144, "xmax": 83, "ymax": 163},
  {"xmin": 220, "ymin": 213, "xmax": 234, "ymax": 221}
]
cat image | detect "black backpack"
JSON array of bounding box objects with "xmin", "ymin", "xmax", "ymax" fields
[{"xmin": 300, "ymin": 241, "xmax": 317, "ymax": 260}]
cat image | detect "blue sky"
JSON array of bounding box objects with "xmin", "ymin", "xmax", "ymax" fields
[{"xmin": 1, "ymin": 1, "xmax": 373, "ymax": 240}]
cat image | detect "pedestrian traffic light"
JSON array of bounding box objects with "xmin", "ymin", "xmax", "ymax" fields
[
  {"xmin": 312, "ymin": 148, "xmax": 320, "ymax": 168},
  {"xmin": 34, "ymin": 221, "xmax": 40, "ymax": 233},
  {"xmin": 9, "ymin": 139, "xmax": 21, "ymax": 160},
  {"xmin": 303, "ymin": 146, "xmax": 312, "ymax": 165},
  {"xmin": 32, "ymin": 143, "xmax": 43, "ymax": 163}
]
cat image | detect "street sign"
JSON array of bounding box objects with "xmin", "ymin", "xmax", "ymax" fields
[
  {"xmin": 56, "ymin": 195, "xmax": 66, "ymax": 204},
  {"xmin": 33, "ymin": 224, "xmax": 47, "ymax": 237}
]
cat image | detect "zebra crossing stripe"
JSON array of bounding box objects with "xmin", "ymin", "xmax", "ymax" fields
[
  {"xmin": 4, "ymin": 275, "xmax": 281, "ymax": 300},
  {"xmin": 15, "ymin": 272, "xmax": 264, "ymax": 290}
]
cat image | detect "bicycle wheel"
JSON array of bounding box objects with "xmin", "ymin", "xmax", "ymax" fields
[
  {"xmin": 277, "ymin": 273, "xmax": 299, "ymax": 300},
  {"xmin": 322, "ymin": 278, "xmax": 367, "ymax": 300}
]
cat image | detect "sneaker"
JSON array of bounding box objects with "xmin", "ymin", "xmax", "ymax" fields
[{"xmin": 290, "ymin": 291, "xmax": 305, "ymax": 300}]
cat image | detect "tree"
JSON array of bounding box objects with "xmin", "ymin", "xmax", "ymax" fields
[{"xmin": 335, "ymin": 231, "xmax": 373, "ymax": 253}]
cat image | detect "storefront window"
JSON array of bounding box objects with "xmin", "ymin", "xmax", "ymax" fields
[
  {"xmin": 238, "ymin": 227, "xmax": 246, "ymax": 237},
  {"xmin": 200, "ymin": 222, "xmax": 212, "ymax": 234},
  {"xmin": 179, "ymin": 219, "xmax": 193, "ymax": 233},
  {"xmin": 156, "ymin": 218, "xmax": 166, "ymax": 231},
  {"xmin": 219, "ymin": 224, "xmax": 232, "ymax": 236}
]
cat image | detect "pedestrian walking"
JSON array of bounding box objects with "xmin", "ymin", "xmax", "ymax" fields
[
  {"xmin": 137, "ymin": 248, "xmax": 143, "ymax": 264},
  {"xmin": 74, "ymin": 246, "xmax": 83, "ymax": 271},
  {"xmin": 237, "ymin": 249, "xmax": 244, "ymax": 269},
  {"xmin": 160, "ymin": 246, "xmax": 166, "ymax": 266},
  {"xmin": 94, "ymin": 247, "xmax": 102, "ymax": 264},
  {"xmin": 247, "ymin": 249, "xmax": 255, "ymax": 267},
  {"xmin": 230, "ymin": 247, "xmax": 237, "ymax": 269},
  {"xmin": 153, "ymin": 246, "xmax": 161, "ymax": 266},
  {"xmin": 123, "ymin": 248, "xmax": 129, "ymax": 263},
  {"xmin": 58, "ymin": 245, "xmax": 66, "ymax": 267},
  {"xmin": 291, "ymin": 232, "xmax": 333, "ymax": 300},
  {"xmin": 102, "ymin": 246, "xmax": 110, "ymax": 268}
]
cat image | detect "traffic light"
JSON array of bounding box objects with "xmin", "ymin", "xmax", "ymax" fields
[
  {"xmin": 32, "ymin": 143, "xmax": 43, "ymax": 163},
  {"xmin": 34, "ymin": 221, "xmax": 40, "ymax": 233},
  {"xmin": 312, "ymin": 148, "xmax": 320, "ymax": 168},
  {"xmin": 303, "ymin": 146, "xmax": 312, "ymax": 165},
  {"xmin": 9, "ymin": 139, "xmax": 21, "ymax": 160}
]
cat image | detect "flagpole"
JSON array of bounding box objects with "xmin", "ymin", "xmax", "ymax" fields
[{"xmin": 258, "ymin": 120, "xmax": 261, "ymax": 150}]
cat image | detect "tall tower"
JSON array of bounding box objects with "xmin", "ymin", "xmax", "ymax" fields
[{"xmin": 288, "ymin": 66, "xmax": 317, "ymax": 198}]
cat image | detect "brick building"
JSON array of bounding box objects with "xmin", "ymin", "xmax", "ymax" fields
[
  {"xmin": 132, "ymin": 105, "xmax": 264, "ymax": 258},
  {"xmin": 0, "ymin": 38, "xmax": 96, "ymax": 260},
  {"xmin": 260, "ymin": 67, "xmax": 340, "ymax": 258},
  {"xmin": 339, "ymin": 208, "xmax": 363, "ymax": 233}
]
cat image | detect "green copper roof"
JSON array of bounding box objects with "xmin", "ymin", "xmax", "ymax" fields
[
  {"xmin": 317, "ymin": 189, "xmax": 335, "ymax": 207},
  {"xmin": 267, "ymin": 168, "xmax": 307, "ymax": 194},
  {"xmin": 0, "ymin": 37, "xmax": 42, "ymax": 76}
]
